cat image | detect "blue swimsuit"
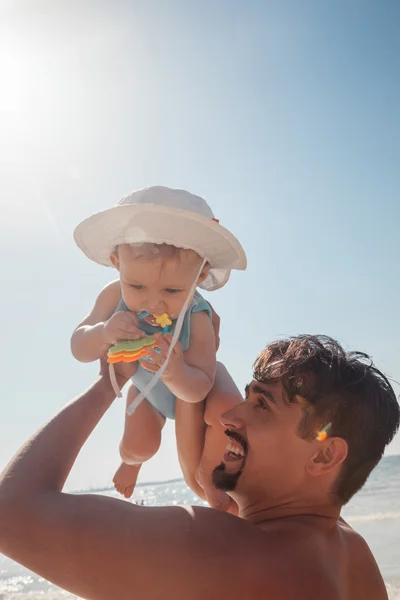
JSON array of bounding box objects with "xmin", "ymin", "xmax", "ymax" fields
[{"xmin": 115, "ymin": 292, "xmax": 212, "ymax": 419}]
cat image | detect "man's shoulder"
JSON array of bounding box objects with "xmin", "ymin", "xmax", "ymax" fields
[
  {"xmin": 183, "ymin": 512, "xmax": 331, "ymax": 598},
  {"xmin": 337, "ymin": 519, "xmax": 387, "ymax": 598},
  {"xmin": 207, "ymin": 516, "xmax": 386, "ymax": 600},
  {"xmin": 251, "ymin": 518, "xmax": 387, "ymax": 600}
]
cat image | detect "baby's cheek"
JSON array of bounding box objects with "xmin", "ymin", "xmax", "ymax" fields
[
  {"xmin": 168, "ymin": 299, "xmax": 185, "ymax": 319},
  {"xmin": 121, "ymin": 290, "xmax": 141, "ymax": 313},
  {"xmin": 177, "ymin": 292, "xmax": 193, "ymax": 312}
]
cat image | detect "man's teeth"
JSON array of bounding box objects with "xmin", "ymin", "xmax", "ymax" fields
[{"xmin": 227, "ymin": 441, "xmax": 245, "ymax": 457}]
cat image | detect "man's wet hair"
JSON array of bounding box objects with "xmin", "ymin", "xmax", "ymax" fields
[{"xmin": 253, "ymin": 335, "xmax": 400, "ymax": 504}]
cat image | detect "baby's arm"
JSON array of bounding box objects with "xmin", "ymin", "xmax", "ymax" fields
[
  {"xmin": 72, "ymin": 282, "xmax": 146, "ymax": 362},
  {"xmin": 71, "ymin": 280, "xmax": 121, "ymax": 362},
  {"xmin": 161, "ymin": 311, "xmax": 217, "ymax": 403}
]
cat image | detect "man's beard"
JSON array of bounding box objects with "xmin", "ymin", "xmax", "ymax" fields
[{"xmin": 212, "ymin": 461, "xmax": 244, "ymax": 492}]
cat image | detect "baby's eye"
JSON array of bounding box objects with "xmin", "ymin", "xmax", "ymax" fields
[
  {"xmin": 165, "ymin": 289, "xmax": 182, "ymax": 294},
  {"xmin": 131, "ymin": 284, "xmax": 144, "ymax": 290}
]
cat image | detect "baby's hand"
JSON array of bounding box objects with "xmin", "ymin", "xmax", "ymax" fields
[
  {"xmin": 102, "ymin": 311, "xmax": 145, "ymax": 344},
  {"xmin": 141, "ymin": 333, "xmax": 184, "ymax": 380}
]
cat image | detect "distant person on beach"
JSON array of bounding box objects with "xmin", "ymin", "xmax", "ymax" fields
[
  {"xmin": 71, "ymin": 185, "xmax": 246, "ymax": 511},
  {"xmin": 0, "ymin": 334, "xmax": 398, "ymax": 600}
]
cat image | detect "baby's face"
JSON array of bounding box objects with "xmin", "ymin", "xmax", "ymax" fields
[{"xmin": 115, "ymin": 245, "xmax": 206, "ymax": 319}]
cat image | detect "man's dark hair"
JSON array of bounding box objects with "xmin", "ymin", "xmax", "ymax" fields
[{"xmin": 253, "ymin": 335, "xmax": 400, "ymax": 504}]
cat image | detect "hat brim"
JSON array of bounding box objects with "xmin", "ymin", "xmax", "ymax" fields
[{"xmin": 74, "ymin": 204, "xmax": 247, "ymax": 291}]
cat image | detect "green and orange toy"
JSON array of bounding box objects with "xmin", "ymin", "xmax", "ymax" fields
[{"xmin": 107, "ymin": 313, "xmax": 173, "ymax": 364}]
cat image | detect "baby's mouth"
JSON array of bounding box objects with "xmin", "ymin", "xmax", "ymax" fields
[{"xmin": 141, "ymin": 315, "xmax": 159, "ymax": 327}]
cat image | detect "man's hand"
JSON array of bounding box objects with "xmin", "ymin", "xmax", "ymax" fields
[
  {"xmin": 140, "ymin": 333, "xmax": 185, "ymax": 381},
  {"xmin": 99, "ymin": 355, "xmax": 137, "ymax": 385},
  {"xmin": 102, "ymin": 311, "xmax": 145, "ymax": 344}
]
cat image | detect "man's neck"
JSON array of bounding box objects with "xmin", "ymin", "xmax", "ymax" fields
[{"xmin": 239, "ymin": 499, "xmax": 341, "ymax": 530}]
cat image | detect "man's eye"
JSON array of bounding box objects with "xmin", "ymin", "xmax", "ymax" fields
[
  {"xmin": 165, "ymin": 289, "xmax": 182, "ymax": 294},
  {"xmin": 131, "ymin": 284, "xmax": 144, "ymax": 290},
  {"xmin": 256, "ymin": 397, "xmax": 270, "ymax": 411}
]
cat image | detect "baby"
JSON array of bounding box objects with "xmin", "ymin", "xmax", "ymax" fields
[{"xmin": 71, "ymin": 186, "xmax": 246, "ymax": 509}]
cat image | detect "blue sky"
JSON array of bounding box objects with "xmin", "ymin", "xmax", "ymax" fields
[{"xmin": 0, "ymin": 0, "xmax": 399, "ymax": 491}]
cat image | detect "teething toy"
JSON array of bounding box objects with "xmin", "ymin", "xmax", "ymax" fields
[
  {"xmin": 107, "ymin": 336, "xmax": 157, "ymax": 363},
  {"xmin": 154, "ymin": 313, "xmax": 172, "ymax": 331},
  {"xmin": 107, "ymin": 312, "xmax": 173, "ymax": 364}
]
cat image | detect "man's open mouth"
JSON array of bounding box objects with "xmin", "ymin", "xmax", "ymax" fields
[
  {"xmin": 223, "ymin": 438, "xmax": 247, "ymax": 462},
  {"xmin": 213, "ymin": 432, "xmax": 247, "ymax": 490}
]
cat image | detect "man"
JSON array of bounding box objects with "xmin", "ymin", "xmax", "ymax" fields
[{"xmin": 0, "ymin": 335, "xmax": 398, "ymax": 599}]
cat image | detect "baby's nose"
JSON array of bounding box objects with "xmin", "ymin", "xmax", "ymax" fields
[{"xmin": 147, "ymin": 297, "xmax": 164, "ymax": 313}]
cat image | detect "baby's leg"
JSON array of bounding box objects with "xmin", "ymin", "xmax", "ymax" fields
[
  {"xmin": 113, "ymin": 383, "xmax": 166, "ymax": 499},
  {"xmin": 196, "ymin": 363, "xmax": 243, "ymax": 513}
]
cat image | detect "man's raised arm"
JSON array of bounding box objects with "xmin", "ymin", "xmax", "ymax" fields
[{"xmin": 0, "ymin": 363, "xmax": 247, "ymax": 600}]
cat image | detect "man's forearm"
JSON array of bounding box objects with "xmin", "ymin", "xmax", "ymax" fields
[
  {"xmin": 0, "ymin": 372, "xmax": 127, "ymax": 504},
  {"xmin": 71, "ymin": 323, "xmax": 110, "ymax": 362},
  {"xmin": 164, "ymin": 363, "xmax": 214, "ymax": 403}
]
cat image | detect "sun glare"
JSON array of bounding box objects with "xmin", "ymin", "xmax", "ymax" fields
[{"xmin": 0, "ymin": 42, "xmax": 25, "ymax": 118}]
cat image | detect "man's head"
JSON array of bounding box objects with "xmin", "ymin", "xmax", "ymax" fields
[
  {"xmin": 213, "ymin": 335, "xmax": 399, "ymax": 508},
  {"xmin": 110, "ymin": 243, "xmax": 209, "ymax": 319}
]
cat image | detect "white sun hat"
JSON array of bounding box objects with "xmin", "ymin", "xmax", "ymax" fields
[{"xmin": 73, "ymin": 185, "xmax": 247, "ymax": 291}]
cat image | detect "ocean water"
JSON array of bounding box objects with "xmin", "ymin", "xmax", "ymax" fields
[{"xmin": 1, "ymin": 455, "xmax": 399, "ymax": 599}]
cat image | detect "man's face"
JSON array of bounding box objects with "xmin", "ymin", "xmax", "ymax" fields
[{"xmin": 213, "ymin": 380, "xmax": 311, "ymax": 502}]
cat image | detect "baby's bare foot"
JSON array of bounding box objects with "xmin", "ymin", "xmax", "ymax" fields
[{"xmin": 113, "ymin": 462, "xmax": 141, "ymax": 499}]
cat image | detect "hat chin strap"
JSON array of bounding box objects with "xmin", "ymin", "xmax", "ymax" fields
[{"xmin": 125, "ymin": 257, "xmax": 207, "ymax": 416}]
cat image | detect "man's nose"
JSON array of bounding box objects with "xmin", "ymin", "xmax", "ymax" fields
[{"xmin": 220, "ymin": 404, "xmax": 245, "ymax": 430}]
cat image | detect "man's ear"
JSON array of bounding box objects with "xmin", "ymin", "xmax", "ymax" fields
[
  {"xmin": 197, "ymin": 263, "xmax": 210, "ymax": 285},
  {"xmin": 110, "ymin": 251, "xmax": 120, "ymax": 271},
  {"xmin": 306, "ymin": 437, "xmax": 348, "ymax": 477}
]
